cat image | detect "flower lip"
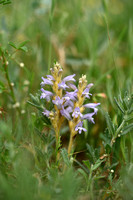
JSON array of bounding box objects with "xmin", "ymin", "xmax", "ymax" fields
[
  {"xmin": 60, "ymin": 106, "xmax": 72, "ymax": 120},
  {"xmin": 63, "ymin": 98, "xmax": 74, "ymax": 108},
  {"xmin": 63, "ymin": 74, "xmax": 76, "ymax": 82},
  {"xmin": 67, "ymin": 82, "xmax": 77, "ymax": 90},
  {"xmin": 72, "ymin": 107, "xmax": 82, "ymax": 118},
  {"xmin": 66, "ymin": 106, "xmax": 73, "ymax": 113},
  {"xmin": 40, "ymin": 88, "xmax": 53, "ymax": 101},
  {"xmin": 82, "ymin": 88, "xmax": 92, "ymax": 99},
  {"xmin": 41, "ymin": 77, "xmax": 53, "ymax": 87},
  {"xmin": 42, "ymin": 109, "xmax": 50, "ymax": 117},
  {"xmin": 86, "ymin": 83, "xmax": 94, "ymax": 89},
  {"xmin": 65, "ymin": 89, "xmax": 78, "ymax": 101},
  {"xmin": 52, "ymin": 96, "xmax": 63, "ymax": 109},
  {"xmin": 58, "ymin": 81, "xmax": 69, "ymax": 90},
  {"xmin": 84, "ymin": 103, "xmax": 100, "ymax": 113},
  {"xmin": 75, "ymin": 121, "xmax": 87, "ymax": 134},
  {"xmin": 46, "ymin": 75, "xmax": 55, "ymax": 81},
  {"xmin": 81, "ymin": 112, "xmax": 95, "ymax": 124}
]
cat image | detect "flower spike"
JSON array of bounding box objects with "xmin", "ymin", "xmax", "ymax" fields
[{"xmin": 40, "ymin": 62, "xmax": 100, "ymax": 158}]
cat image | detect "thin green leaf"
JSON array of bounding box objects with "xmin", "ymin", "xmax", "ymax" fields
[
  {"xmin": 121, "ymin": 123, "xmax": 133, "ymax": 136},
  {"xmin": 125, "ymin": 114, "xmax": 133, "ymax": 121},
  {"xmin": 18, "ymin": 40, "xmax": 29, "ymax": 48},
  {"xmin": 0, "ymin": 81, "xmax": 5, "ymax": 93},
  {"xmin": 74, "ymin": 159, "xmax": 89, "ymax": 174},
  {"xmin": 86, "ymin": 144, "xmax": 94, "ymax": 158},
  {"xmin": 110, "ymin": 162, "xmax": 119, "ymax": 169},
  {"xmin": 18, "ymin": 46, "xmax": 28, "ymax": 52},
  {"xmin": 128, "ymin": 107, "xmax": 133, "ymax": 114},
  {"xmin": 27, "ymin": 101, "xmax": 43, "ymax": 111},
  {"xmin": 60, "ymin": 148, "xmax": 71, "ymax": 167},
  {"xmin": 8, "ymin": 42, "xmax": 17, "ymax": 49},
  {"xmin": 114, "ymin": 97, "xmax": 125, "ymax": 114},
  {"xmin": 105, "ymin": 112, "xmax": 115, "ymax": 136},
  {"xmin": 35, "ymin": 127, "xmax": 47, "ymax": 143},
  {"xmin": 118, "ymin": 94, "xmax": 124, "ymax": 105},
  {"xmin": 83, "ymin": 160, "xmax": 91, "ymax": 170},
  {"xmin": 29, "ymin": 93, "xmax": 40, "ymax": 104},
  {"xmin": 91, "ymin": 159, "xmax": 105, "ymax": 171},
  {"xmin": 77, "ymin": 168, "xmax": 88, "ymax": 180}
]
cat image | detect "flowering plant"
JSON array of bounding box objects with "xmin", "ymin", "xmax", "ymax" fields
[{"xmin": 40, "ymin": 62, "xmax": 100, "ymax": 160}]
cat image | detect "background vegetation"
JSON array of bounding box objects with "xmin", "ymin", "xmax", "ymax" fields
[{"xmin": 0, "ymin": 0, "xmax": 133, "ymax": 199}]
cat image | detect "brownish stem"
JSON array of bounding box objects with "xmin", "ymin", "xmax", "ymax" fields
[
  {"xmin": 1, "ymin": 50, "xmax": 20, "ymax": 114},
  {"xmin": 68, "ymin": 132, "xmax": 74, "ymax": 156},
  {"xmin": 55, "ymin": 127, "xmax": 60, "ymax": 162}
]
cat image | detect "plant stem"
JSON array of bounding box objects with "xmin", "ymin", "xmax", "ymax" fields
[
  {"xmin": 55, "ymin": 128, "xmax": 60, "ymax": 163},
  {"xmin": 111, "ymin": 118, "xmax": 125, "ymax": 145},
  {"xmin": 115, "ymin": 119, "xmax": 125, "ymax": 138},
  {"xmin": 1, "ymin": 50, "xmax": 20, "ymax": 114},
  {"xmin": 68, "ymin": 133, "xmax": 74, "ymax": 156},
  {"xmin": 4, "ymin": 63, "xmax": 16, "ymax": 102}
]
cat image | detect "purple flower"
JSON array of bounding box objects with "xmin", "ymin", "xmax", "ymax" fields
[
  {"xmin": 81, "ymin": 112, "xmax": 95, "ymax": 124},
  {"xmin": 63, "ymin": 98, "xmax": 74, "ymax": 108},
  {"xmin": 60, "ymin": 106, "xmax": 71, "ymax": 120},
  {"xmin": 75, "ymin": 121, "xmax": 87, "ymax": 134},
  {"xmin": 42, "ymin": 109, "xmax": 50, "ymax": 117},
  {"xmin": 52, "ymin": 96, "xmax": 63, "ymax": 109},
  {"xmin": 40, "ymin": 69, "xmax": 100, "ymax": 134},
  {"xmin": 66, "ymin": 106, "xmax": 73, "ymax": 113},
  {"xmin": 63, "ymin": 74, "xmax": 76, "ymax": 82},
  {"xmin": 46, "ymin": 75, "xmax": 55, "ymax": 81},
  {"xmin": 84, "ymin": 103, "xmax": 100, "ymax": 114},
  {"xmin": 72, "ymin": 107, "xmax": 83, "ymax": 118},
  {"xmin": 65, "ymin": 89, "xmax": 78, "ymax": 101},
  {"xmin": 41, "ymin": 77, "xmax": 53, "ymax": 87},
  {"xmin": 58, "ymin": 74, "xmax": 76, "ymax": 91},
  {"xmin": 86, "ymin": 83, "xmax": 93, "ymax": 89},
  {"xmin": 58, "ymin": 81, "xmax": 69, "ymax": 90},
  {"xmin": 82, "ymin": 88, "xmax": 92, "ymax": 99},
  {"xmin": 67, "ymin": 83, "xmax": 77, "ymax": 90},
  {"xmin": 40, "ymin": 88, "xmax": 53, "ymax": 101}
]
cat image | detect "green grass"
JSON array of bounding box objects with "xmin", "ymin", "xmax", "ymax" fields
[{"xmin": 0, "ymin": 0, "xmax": 133, "ymax": 199}]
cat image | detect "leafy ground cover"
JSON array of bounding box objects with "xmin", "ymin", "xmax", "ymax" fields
[{"xmin": 0, "ymin": 0, "xmax": 133, "ymax": 199}]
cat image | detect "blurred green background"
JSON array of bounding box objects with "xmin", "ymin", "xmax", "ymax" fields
[
  {"xmin": 0, "ymin": 0, "xmax": 133, "ymax": 146},
  {"xmin": 0, "ymin": 0, "xmax": 133, "ymax": 103},
  {"xmin": 0, "ymin": 0, "xmax": 133, "ymax": 199}
]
